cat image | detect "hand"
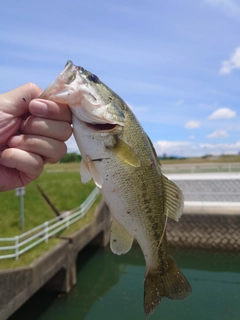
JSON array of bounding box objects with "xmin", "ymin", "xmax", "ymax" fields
[{"xmin": 0, "ymin": 83, "xmax": 72, "ymax": 191}]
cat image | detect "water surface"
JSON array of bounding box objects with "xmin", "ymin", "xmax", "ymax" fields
[{"xmin": 10, "ymin": 245, "xmax": 240, "ymax": 320}]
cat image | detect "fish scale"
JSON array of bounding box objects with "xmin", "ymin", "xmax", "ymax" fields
[{"xmin": 40, "ymin": 60, "xmax": 191, "ymax": 316}]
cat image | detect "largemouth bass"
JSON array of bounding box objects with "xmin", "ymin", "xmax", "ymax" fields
[{"xmin": 40, "ymin": 60, "xmax": 191, "ymax": 316}]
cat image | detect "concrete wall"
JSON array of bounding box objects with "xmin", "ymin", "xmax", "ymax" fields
[
  {"xmin": 1, "ymin": 198, "xmax": 239, "ymax": 319},
  {"xmin": 167, "ymin": 212, "xmax": 240, "ymax": 251},
  {"xmin": 0, "ymin": 201, "xmax": 111, "ymax": 320}
]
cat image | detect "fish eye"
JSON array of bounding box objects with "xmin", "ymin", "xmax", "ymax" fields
[
  {"xmin": 66, "ymin": 73, "xmax": 76, "ymax": 84},
  {"xmin": 88, "ymin": 74, "xmax": 99, "ymax": 83}
]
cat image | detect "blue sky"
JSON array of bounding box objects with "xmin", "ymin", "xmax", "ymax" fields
[{"xmin": 1, "ymin": 0, "xmax": 240, "ymax": 157}]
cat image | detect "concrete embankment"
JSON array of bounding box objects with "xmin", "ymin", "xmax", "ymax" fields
[
  {"xmin": 0, "ymin": 201, "xmax": 110, "ymax": 320},
  {"xmin": 1, "ymin": 172, "xmax": 240, "ymax": 319},
  {"xmin": 167, "ymin": 172, "xmax": 240, "ymax": 251}
]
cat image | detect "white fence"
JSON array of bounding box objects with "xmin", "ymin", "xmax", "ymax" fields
[
  {"xmin": 162, "ymin": 162, "xmax": 240, "ymax": 174},
  {"xmin": 0, "ymin": 188, "xmax": 99, "ymax": 260}
]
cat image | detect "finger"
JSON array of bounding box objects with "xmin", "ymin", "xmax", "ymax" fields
[
  {"xmin": 1, "ymin": 83, "xmax": 42, "ymax": 116},
  {"xmin": 29, "ymin": 99, "xmax": 72, "ymax": 123},
  {"xmin": 7, "ymin": 134, "xmax": 67, "ymax": 163},
  {"xmin": 0, "ymin": 148, "xmax": 44, "ymax": 189},
  {"xmin": 20, "ymin": 116, "xmax": 72, "ymax": 141}
]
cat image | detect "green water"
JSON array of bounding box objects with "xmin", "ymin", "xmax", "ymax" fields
[{"xmin": 10, "ymin": 245, "xmax": 240, "ymax": 320}]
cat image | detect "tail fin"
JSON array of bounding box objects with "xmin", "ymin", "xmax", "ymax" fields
[{"xmin": 144, "ymin": 255, "xmax": 192, "ymax": 316}]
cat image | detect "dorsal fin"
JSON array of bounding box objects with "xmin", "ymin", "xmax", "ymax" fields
[
  {"xmin": 146, "ymin": 134, "xmax": 161, "ymax": 166},
  {"xmin": 162, "ymin": 174, "xmax": 184, "ymax": 221}
]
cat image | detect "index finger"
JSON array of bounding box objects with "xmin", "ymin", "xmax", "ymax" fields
[{"xmin": 29, "ymin": 99, "xmax": 72, "ymax": 123}]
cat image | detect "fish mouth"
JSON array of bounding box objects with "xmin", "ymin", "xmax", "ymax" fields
[
  {"xmin": 86, "ymin": 123, "xmax": 119, "ymax": 131},
  {"xmin": 39, "ymin": 60, "xmax": 81, "ymax": 101},
  {"xmin": 40, "ymin": 60, "xmax": 125, "ymax": 131}
]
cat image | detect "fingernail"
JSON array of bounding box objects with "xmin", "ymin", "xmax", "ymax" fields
[
  {"xmin": 8, "ymin": 136, "xmax": 22, "ymax": 147},
  {"xmin": 31, "ymin": 100, "xmax": 48, "ymax": 115}
]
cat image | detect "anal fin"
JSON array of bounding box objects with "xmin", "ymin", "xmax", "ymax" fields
[{"xmin": 110, "ymin": 219, "xmax": 134, "ymax": 255}]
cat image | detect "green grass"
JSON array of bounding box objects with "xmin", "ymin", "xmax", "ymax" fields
[
  {"xmin": 160, "ymin": 154, "xmax": 240, "ymax": 165},
  {"xmin": 0, "ymin": 238, "xmax": 60, "ymax": 270},
  {"xmin": 60, "ymin": 195, "xmax": 101, "ymax": 237},
  {"xmin": 1, "ymin": 155, "xmax": 239, "ymax": 269},
  {"xmin": 0, "ymin": 162, "xmax": 99, "ymax": 270}
]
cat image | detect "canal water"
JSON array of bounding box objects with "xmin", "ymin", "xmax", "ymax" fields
[{"xmin": 10, "ymin": 245, "xmax": 240, "ymax": 320}]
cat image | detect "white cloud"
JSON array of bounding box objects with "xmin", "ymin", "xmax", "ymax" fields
[
  {"xmin": 208, "ymin": 108, "xmax": 236, "ymax": 119},
  {"xmin": 184, "ymin": 121, "xmax": 201, "ymax": 129},
  {"xmin": 153, "ymin": 140, "xmax": 240, "ymax": 157},
  {"xmin": 219, "ymin": 47, "xmax": 240, "ymax": 74},
  {"xmin": 207, "ymin": 130, "xmax": 229, "ymax": 138},
  {"xmin": 199, "ymin": 141, "xmax": 240, "ymax": 154},
  {"xmin": 154, "ymin": 141, "xmax": 192, "ymax": 156},
  {"xmin": 189, "ymin": 135, "xmax": 195, "ymax": 139}
]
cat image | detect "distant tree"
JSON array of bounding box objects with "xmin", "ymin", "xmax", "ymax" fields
[{"xmin": 60, "ymin": 153, "xmax": 82, "ymax": 163}]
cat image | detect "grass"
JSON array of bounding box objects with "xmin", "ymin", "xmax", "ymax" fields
[
  {"xmin": 0, "ymin": 162, "xmax": 100, "ymax": 270},
  {"xmin": 160, "ymin": 154, "xmax": 240, "ymax": 165},
  {"xmin": 1, "ymin": 155, "xmax": 239, "ymax": 269},
  {"xmin": 0, "ymin": 238, "xmax": 60, "ymax": 270}
]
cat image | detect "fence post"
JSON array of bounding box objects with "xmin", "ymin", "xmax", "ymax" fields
[
  {"xmin": 15, "ymin": 236, "xmax": 19, "ymax": 260},
  {"xmin": 66, "ymin": 212, "xmax": 70, "ymax": 228},
  {"xmin": 44, "ymin": 221, "xmax": 48, "ymax": 243}
]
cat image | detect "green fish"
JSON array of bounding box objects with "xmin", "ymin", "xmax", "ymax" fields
[{"xmin": 40, "ymin": 60, "xmax": 191, "ymax": 316}]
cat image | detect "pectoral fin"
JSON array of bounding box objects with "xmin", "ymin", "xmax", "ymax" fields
[
  {"xmin": 110, "ymin": 219, "xmax": 134, "ymax": 255},
  {"xmin": 162, "ymin": 175, "xmax": 184, "ymax": 221},
  {"xmin": 109, "ymin": 138, "xmax": 141, "ymax": 167}
]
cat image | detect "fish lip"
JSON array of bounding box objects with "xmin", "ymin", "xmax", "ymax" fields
[
  {"xmin": 39, "ymin": 60, "xmax": 80, "ymax": 100},
  {"xmin": 86, "ymin": 123, "xmax": 119, "ymax": 132}
]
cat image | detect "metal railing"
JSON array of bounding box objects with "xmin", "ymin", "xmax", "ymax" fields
[
  {"xmin": 0, "ymin": 188, "xmax": 99, "ymax": 260},
  {"xmin": 162, "ymin": 162, "xmax": 240, "ymax": 174}
]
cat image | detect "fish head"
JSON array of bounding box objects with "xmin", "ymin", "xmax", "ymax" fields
[{"xmin": 40, "ymin": 60, "xmax": 126, "ymax": 129}]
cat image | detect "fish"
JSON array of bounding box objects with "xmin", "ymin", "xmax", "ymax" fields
[{"xmin": 40, "ymin": 60, "xmax": 192, "ymax": 316}]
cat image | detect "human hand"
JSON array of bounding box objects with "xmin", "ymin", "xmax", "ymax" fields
[{"xmin": 0, "ymin": 83, "xmax": 72, "ymax": 191}]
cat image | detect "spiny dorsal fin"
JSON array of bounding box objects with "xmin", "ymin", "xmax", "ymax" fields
[
  {"xmin": 109, "ymin": 138, "xmax": 141, "ymax": 167},
  {"xmin": 162, "ymin": 174, "xmax": 184, "ymax": 221},
  {"xmin": 110, "ymin": 219, "xmax": 134, "ymax": 255},
  {"xmin": 146, "ymin": 134, "xmax": 161, "ymax": 166}
]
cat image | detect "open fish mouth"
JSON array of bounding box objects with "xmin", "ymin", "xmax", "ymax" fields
[
  {"xmin": 39, "ymin": 60, "xmax": 81, "ymax": 101},
  {"xmin": 85, "ymin": 122, "xmax": 119, "ymax": 132},
  {"xmin": 40, "ymin": 60, "xmax": 125, "ymax": 128}
]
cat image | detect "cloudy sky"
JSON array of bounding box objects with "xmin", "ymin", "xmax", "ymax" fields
[{"xmin": 1, "ymin": 0, "xmax": 240, "ymax": 157}]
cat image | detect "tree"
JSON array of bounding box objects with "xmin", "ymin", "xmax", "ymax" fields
[{"xmin": 60, "ymin": 153, "xmax": 82, "ymax": 163}]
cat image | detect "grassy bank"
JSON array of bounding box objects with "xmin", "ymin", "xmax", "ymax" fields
[
  {"xmin": 159, "ymin": 154, "xmax": 240, "ymax": 165},
  {"xmin": 0, "ymin": 162, "xmax": 100, "ymax": 269}
]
